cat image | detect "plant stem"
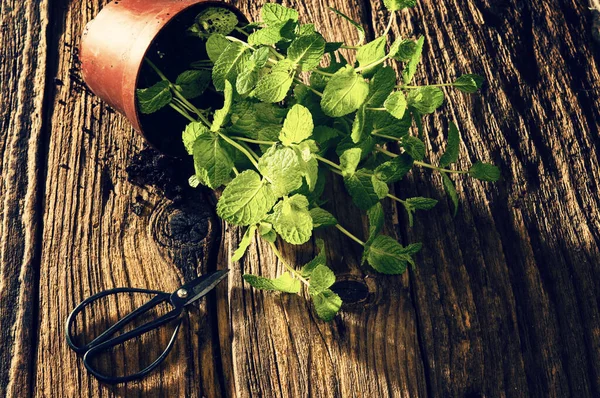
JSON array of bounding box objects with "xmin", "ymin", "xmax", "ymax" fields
[
  {"xmin": 293, "ymin": 77, "xmax": 323, "ymax": 97},
  {"xmin": 231, "ymin": 136, "xmax": 276, "ymax": 145},
  {"xmin": 268, "ymin": 240, "xmax": 310, "ymax": 286},
  {"xmin": 372, "ymin": 131, "xmax": 403, "ymax": 141},
  {"xmin": 144, "ymin": 57, "xmax": 169, "ymax": 81},
  {"xmin": 375, "ymin": 146, "xmax": 398, "ymax": 158},
  {"xmin": 386, "ymin": 193, "xmax": 407, "ymax": 205},
  {"xmin": 341, "ymin": 44, "xmax": 360, "ymax": 50},
  {"xmin": 234, "ymin": 26, "xmax": 249, "ymax": 36},
  {"xmin": 367, "ymin": 107, "xmax": 387, "ymax": 111},
  {"xmin": 226, "ymin": 35, "xmax": 254, "ymax": 49},
  {"xmin": 217, "ymin": 131, "xmax": 259, "ymax": 169},
  {"xmin": 356, "ymin": 55, "xmax": 389, "ymax": 72},
  {"xmin": 169, "ymin": 103, "xmax": 196, "ymax": 123},
  {"xmin": 315, "ymin": 155, "xmax": 341, "ymax": 170},
  {"xmin": 238, "ymin": 141, "xmax": 261, "ymax": 162},
  {"xmin": 399, "ymin": 83, "xmax": 454, "ymax": 89},
  {"xmin": 374, "ymin": 146, "xmax": 468, "ymax": 174},
  {"xmin": 383, "ymin": 11, "xmax": 395, "ymax": 36},
  {"xmin": 335, "ymin": 224, "xmax": 365, "ymax": 246}
]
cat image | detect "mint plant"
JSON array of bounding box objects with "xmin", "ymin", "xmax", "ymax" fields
[{"xmin": 136, "ymin": 2, "xmax": 499, "ymax": 321}]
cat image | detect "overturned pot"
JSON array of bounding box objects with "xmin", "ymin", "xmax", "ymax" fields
[{"xmin": 80, "ymin": 0, "xmax": 247, "ymax": 156}]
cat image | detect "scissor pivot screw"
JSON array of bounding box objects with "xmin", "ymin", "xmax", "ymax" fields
[{"xmin": 177, "ymin": 289, "xmax": 188, "ymax": 298}]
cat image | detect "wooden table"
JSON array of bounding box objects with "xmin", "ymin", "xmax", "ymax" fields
[{"xmin": 2, "ymin": 0, "xmax": 600, "ymax": 396}]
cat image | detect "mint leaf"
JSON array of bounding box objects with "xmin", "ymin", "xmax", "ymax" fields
[
  {"xmin": 356, "ymin": 36, "xmax": 386, "ymax": 78},
  {"xmin": 258, "ymin": 222, "xmax": 277, "ymax": 243},
  {"xmin": 195, "ymin": 7, "xmax": 238, "ymax": 36},
  {"xmin": 243, "ymin": 272, "xmax": 301, "ymax": 294},
  {"xmin": 371, "ymin": 111, "xmax": 411, "ymax": 138},
  {"xmin": 374, "ymin": 153, "xmax": 413, "ymax": 183},
  {"xmin": 182, "ymin": 122, "xmax": 209, "ymax": 155},
  {"xmin": 344, "ymin": 170, "xmax": 380, "ymax": 210},
  {"xmin": 406, "ymin": 197, "xmax": 438, "ymax": 210},
  {"xmin": 136, "ymin": 80, "xmax": 172, "ymax": 114},
  {"xmin": 230, "ymin": 101, "xmax": 286, "ymax": 137},
  {"xmin": 212, "ymin": 42, "xmax": 249, "ymax": 91},
  {"xmin": 453, "ymin": 74, "xmax": 484, "ymax": 93},
  {"xmin": 366, "ymin": 202, "xmax": 384, "ymax": 245},
  {"xmin": 469, "ymin": 162, "xmax": 500, "ymax": 182},
  {"xmin": 312, "ymin": 289, "xmax": 342, "ymax": 321},
  {"xmin": 193, "ymin": 133, "xmax": 234, "ymax": 189},
  {"xmin": 288, "ymin": 33, "xmax": 326, "ymax": 71},
  {"xmin": 212, "ymin": 80, "xmax": 234, "ymax": 132},
  {"xmin": 328, "ymin": 7, "xmax": 365, "ymax": 45},
  {"xmin": 366, "ymin": 235, "xmax": 417, "ymax": 274},
  {"xmin": 280, "ymin": 104, "xmax": 314, "ymax": 145},
  {"xmin": 251, "ymin": 47, "xmax": 271, "ymax": 68},
  {"xmin": 401, "ymin": 136, "xmax": 426, "ymax": 161},
  {"xmin": 402, "ymin": 36, "xmax": 424, "ymax": 84},
  {"xmin": 310, "ymin": 208, "xmax": 338, "ymax": 228},
  {"xmin": 384, "ymin": 0, "xmax": 417, "ymax": 11},
  {"xmin": 267, "ymin": 194, "xmax": 313, "ymax": 245},
  {"xmin": 390, "ymin": 39, "xmax": 417, "ymax": 61},
  {"xmin": 308, "ymin": 264, "xmax": 335, "ymax": 295},
  {"xmin": 301, "ymin": 238, "xmax": 326, "ymax": 277},
  {"xmin": 254, "ymin": 59, "xmax": 295, "ymax": 103},
  {"xmin": 206, "ymin": 34, "xmax": 230, "ymax": 63},
  {"xmin": 442, "ymin": 173, "xmax": 459, "ymax": 216},
  {"xmin": 384, "ymin": 91, "xmax": 408, "ymax": 119},
  {"xmin": 439, "ymin": 121, "xmax": 460, "ymax": 167},
  {"xmin": 321, "ymin": 65, "xmax": 369, "ymax": 117},
  {"xmin": 262, "ymin": 3, "xmax": 298, "ymax": 26},
  {"xmin": 232, "ymin": 224, "xmax": 257, "ymax": 262},
  {"xmin": 258, "ymin": 145, "xmax": 304, "ymax": 196},
  {"xmin": 313, "ymin": 126, "xmax": 341, "ymax": 154},
  {"xmin": 293, "ymin": 140, "xmax": 319, "ymax": 191},
  {"xmin": 367, "ymin": 66, "xmax": 397, "ymax": 107},
  {"xmin": 372, "ymin": 175, "xmax": 389, "ymax": 199},
  {"xmin": 351, "ymin": 105, "xmax": 367, "ymax": 143},
  {"xmin": 217, "ymin": 170, "xmax": 278, "ymax": 226},
  {"xmin": 298, "ymin": 23, "xmax": 316, "ymax": 36},
  {"xmin": 176, "ymin": 70, "xmax": 211, "ymax": 99},
  {"xmin": 340, "ymin": 148, "xmax": 362, "ymax": 177},
  {"xmin": 407, "ymin": 86, "xmax": 444, "ymax": 114},
  {"xmin": 236, "ymin": 69, "xmax": 259, "ymax": 95}
]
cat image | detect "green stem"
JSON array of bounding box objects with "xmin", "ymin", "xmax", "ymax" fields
[
  {"xmin": 356, "ymin": 55, "xmax": 389, "ymax": 72},
  {"xmin": 375, "ymin": 146, "xmax": 398, "ymax": 158},
  {"xmin": 217, "ymin": 131, "xmax": 259, "ymax": 169},
  {"xmin": 399, "ymin": 83, "xmax": 454, "ymax": 89},
  {"xmin": 145, "ymin": 57, "xmax": 169, "ymax": 81},
  {"xmin": 374, "ymin": 146, "xmax": 468, "ymax": 174},
  {"xmin": 341, "ymin": 45, "xmax": 360, "ymax": 50},
  {"xmin": 238, "ymin": 141, "xmax": 261, "ymax": 162},
  {"xmin": 169, "ymin": 103, "xmax": 196, "ymax": 123},
  {"xmin": 315, "ymin": 155, "xmax": 341, "ymax": 170},
  {"xmin": 234, "ymin": 26, "xmax": 249, "ymax": 36},
  {"xmin": 226, "ymin": 35, "xmax": 254, "ymax": 49},
  {"xmin": 268, "ymin": 240, "xmax": 310, "ymax": 286},
  {"xmin": 383, "ymin": 11, "xmax": 395, "ymax": 36},
  {"xmin": 293, "ymin": 77, "xmax": 323, "ymax": 97},
  {"xmin": 335, "ymin": 224, "xmax": 365, "ymax": 246},
  {"xmin": 367, "ymin": 107, "xmax": 387, "ymax": 112},
  {"xmin": 372, "ymin": 131, "xmax": 402, "ymax": 141},
  {"xmin": 231, "ymin": 136, "xmax": 276, "ymax": 146},
  {"xmin": 386, "ymin": 193, "xmax": 407, "ymax": 205}
]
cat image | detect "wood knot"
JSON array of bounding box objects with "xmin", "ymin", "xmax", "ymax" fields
[
  {"xmin": 331, "ymin": 275, "xmax": 372, "ymax": 305},
  {"xmin": 151, "ymin": 200, "xmax": 213, "ymax": 249}
]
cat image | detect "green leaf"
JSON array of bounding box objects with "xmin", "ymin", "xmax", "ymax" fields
[
  {"xmin": 405, "ymin": 197, "xmax": 438, "ymax": 210},
  {"xmin": 328, "ymin": 7, "xmax": 365, "ymax": 44},
  {"xmin": 402, "ymin": 36, "xmax": 424, "ymax": 84},
  {"xmin": 401, "ymin": 136, "xmax": 426, "ymax": 161},
  {"xmin": 297, "ymin": 23, "xmax": 316, "ymax": 36},
  {"xmin": 229, "ymin": 101, "xmax": 286, "ymax": 137},
  {"xmin": 371, "ymin": 111, "xmax": 411, "ymax": 138},
  {"xmin": 383, "ymin": 0, "xmax": 417, "ymax": 11},
  {"xmin": 301, "ymin": 239, "xmax": 327, "ymax": 277},
  {"xmin": 194, "ymin": 7, "xmax": 238, "ymax": 36},
  {"xmin": 367, "ymin": 66, "xmax": 397, "ymax": 107},
  {"xmin": 310, "ymin": 208, "xmax": 338, "ymax": 228},
  {"xmin": 251, "ymin": 47, "xmax": 271, "ymax": 68},
  {"xmin": 453, "ymin": 74, "xmax": 484, "ymax": 93},
  {"xmin": 340, "ymin": 148, "xmax": 362, "ymax": 177},
  {"xmin": 312, "ymin": 289, "xmax": 342, "ymax": 321},
  {"xmin": 293, "ymin": 140, "xmax": 319, "ymax": 191},
  {"xmin": 442, "ymin": 173, "xmax": 459, "ymax": 216},
  {"xmin": 374, "ymin": 153, "xmax": 413, "ymax": 183},
  {"xmin": 439, "ymin": 121, "xmax": 460, "ymax": 167},
  {"xmin": 351, "ymin": 105, "xmax": 367, "ymax": 143},
  {"xmin": 280, "ymin": 104, "xmax": 314, "ymax": 145},
  {"xmin": 243, "ymin": 272, "xmax": 301, "ymax": 294},
  {"xmin": 336, "ymin": 135, "xmax": 375, "ymax": 161},
  {"xmin": 232, "ymin": 225, "xmax": 257, "ymax": 262},
  {"xmin": 262, "ymin": 3, "xmax": 298, "ymax": 26},
  {"xmin": 236, "ymin": 69, "xmax": 258, "ymax": 95},
  {"xmin": 176, "ymin": 70, "xmax": 211, "ymax": 99},
  {"xmin": 390, "ymin": 39, "xmax": 418, "ymax": 61},
  {"xmin": 469, "ymin": 162, "xmax": 500, "ymax": 182},
  {"xmin": 136, "ymin": 80, "xmax": 172, "ymax": 114},
  {"xmin": 217, "ymin": 170, "xmax": 278, "ymax": 226},
  {"xmin": 254, "ymin": 59, "xmax": 296, "ymax": 103},
  {"xmin": 206, "ymin": 34, "xmax": 230, "ymax": 63},
  {"xmin": 212, "ymin": 42, "xmax": 249, "ymax": 91},
  {"xmin": 321, "ymin": 65, "xmax": 369, "ymax": 117},
  {"xmin": 288, "ymin": 33, "xmax": 326, "ymax": 71},
  {"xmin": 356, "ymin": 36, "xmax": 386, "ymax": 78},
  {"xmin": 344, "ymin": 171, "xmax": 380, "ymax": 210},
  {"xmin": 258, "ymin": 222, "xmax": 277, "ymax": 243},
  {"xmin": 313, "ymin": 126, "xmax": 341, "ymax": 154},
  {"xmin": 258, "ymin": 145, "xmax": 304, "ymax": 197},
  {"xmin": 211, "ymin": 80, "xmax": 234, "ymax": 132},
  {"xmin": 372, "ymin": 175, "xmax": 389, "ymax": 199},
  {"xmin": 193, "ymin": 133, "xmax": 234, "ymax": 189},
  {"xmin": 366, "ymin": 202, "xmax": 384, "ymax": 245},
  {"xmin": 384, "ymin": 91, "xmax": 407, "ymax": 119},
  {"xmin": 308, "ymin": 264, "xmax": 335, "ymax": 295},
  {"xmin": 366, "ymin": 235, "xmax": 417, "ymax": 274},
  {"xmin": 182, "ymin": 122, "xmax": 209, "ymax": 155},
  {"xmin": 406, "ymin": 86, "xmax": 444, "ymax": 114},
  {"xmin": 267, "ymin": 194, "xmax": 313, "ymax": 245}
]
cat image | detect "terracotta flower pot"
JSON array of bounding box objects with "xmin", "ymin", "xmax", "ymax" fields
[{"xmin": 80, "ymin": 0, "xmax": 247, "ymax": 156}]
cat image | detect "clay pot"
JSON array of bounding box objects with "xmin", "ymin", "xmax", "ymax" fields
[{"xmin": 80, "ymin": 0, "xmax": 247, "ymax": 156}]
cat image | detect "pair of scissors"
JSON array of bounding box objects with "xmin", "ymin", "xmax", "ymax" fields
[{"xmin": 65, "ymin": 269, "xmax": 229, "ymax": 384}]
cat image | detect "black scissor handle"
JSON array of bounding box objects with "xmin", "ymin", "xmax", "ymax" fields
[
  {"xmin": 65, "ymin": 287, "xmax": 168, "ymax": 354},
  {"xmin": 82, "ymin": 310, "xmax": 183, "ymax": 384}
]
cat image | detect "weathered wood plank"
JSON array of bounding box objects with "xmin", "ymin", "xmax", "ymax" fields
[{"xmin": 0, "ymin": 0, "xmax": 48, "ymax": 396}]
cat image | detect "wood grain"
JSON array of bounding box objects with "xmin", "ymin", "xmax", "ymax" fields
[{"xmin": 0, "ymin": 0, "xmax": 599, "ymax": 397}]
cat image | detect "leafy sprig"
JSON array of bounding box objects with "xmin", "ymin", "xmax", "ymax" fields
[{"xmin": 136, "ymin": 2, "xmax": 498, "ymax": 321}]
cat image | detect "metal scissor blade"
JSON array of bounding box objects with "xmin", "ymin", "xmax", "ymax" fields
[{"xmin": 170, "ymin": 269, "xmax": 229, "ymax": 308}]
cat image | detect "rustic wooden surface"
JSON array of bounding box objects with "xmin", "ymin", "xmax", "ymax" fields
[{"xmin": 1, "ymin": 0, "xmax": 600, "ymax": 396}]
